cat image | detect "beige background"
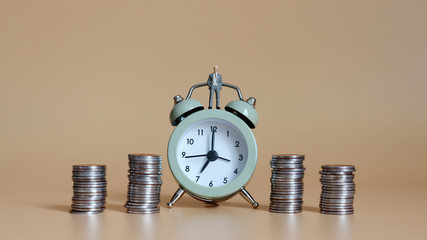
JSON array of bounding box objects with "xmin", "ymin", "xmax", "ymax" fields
[{"xmin": 1, "ymin": 0, "xmax": 426, "ymax": 239}]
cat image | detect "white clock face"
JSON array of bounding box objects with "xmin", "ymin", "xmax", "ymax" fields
[{"xmin": 176, "ymin": 118, "xmax": 248, "ymax": 188}]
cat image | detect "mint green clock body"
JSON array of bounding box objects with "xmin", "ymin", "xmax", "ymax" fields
[{"xmin": 167, "ymin": 83, "xmax": 259, "ymax": 208}]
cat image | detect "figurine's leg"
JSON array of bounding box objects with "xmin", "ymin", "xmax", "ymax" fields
[
  {"xmin": 167, "ymin": 187, "xmax": 185, "ymax": 208},
  {"xmin": 215, "ymin": 88, "xmax": 220, "ymax": 109},
  {"xmin": 239, "ymin": 187, "xmax": 259, "ymax": 208},
  {"xmin": 208, "ymin": 88, "xmax": 214, "ymax": 109}
]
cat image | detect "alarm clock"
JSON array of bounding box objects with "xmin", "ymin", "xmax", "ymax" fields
[{"xmin": 167, "ymin": 82, "xmax": 259, "ymax": 208}]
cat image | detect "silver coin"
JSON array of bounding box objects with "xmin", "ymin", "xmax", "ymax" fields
[
  {"xmin": 270, "ymin": 202, "xmax": 303, "ymax": 207},
  {"xmin": 127, "ymin": 208, "xmax": 160, "ymax": 214},
  {"xmin": 271, "ymin": 164, "xmax": 305, "ymax": 169},
  {"xmin": 72, "ymin": 171, "xmax": 106, "ymax": 176},
  {"xmin": 70, "ymin": 207, "xmax": 104, "ymax": 212},
  {"xmin": 73, "ymin": 192, "xmax": 107, "ymax": 199},
  {"xmin": 272, "ymin": 171, "xmax": 305, "ymax": 176},
  {"xmin": 73, "ymin": 194, "xmax": 107, "ymax": 199},
  {"xmin": 269, "ymin": 209, "xmax": 302, "ymax": 212},
  {"xmin": 127, "ymin": 187, "xmax": 162, "ymax": 192},
  {"xmin": 321, "ymin": 174, "xmax": 354, "ymax": 179},
  {"xmin": 70, "ymin": 210, "xmax": 103, "ymax": 214},
  {"xmin": 127, "ymin": 190, "xmax": 161, "ymax": 195},
  {"xmin": 128, "ymin": 186, "xmax": 161, "ymax": 191},
  {"xmin": 73, "ymin": 188, "xmax": 107, "ymax": 193},
  {"xmin": 127, "ymin": 200, "xmax": 160, "ymax": 205},
  {"xmin": 273, "ymin": 168, "xmax": 305, "ymax": 172},
  {"xmin": 320, "ymin": 205, "xmax": 354, "ymax": 210},
  {"xmin": 271, "ymin": 189, "xmax": 304, "ymax": 194},
  {"xmin": 128, "ymin": 180, "xmax": 161, "ymax": 184},
  {"xmin": 320, "ymin": 202, "xmax": 354, "ymax": 207},
  {"xmin": 129, "ymin": 169, "xmax": 163, "ymax": 174},
  {"xmin": 320, "ymin": 200, "xmax": 354, "ymax": 205},
  {"xmin": 321, "ymin": 184, "xmax": 355, "ymax": 188},
  {"xmin": 271, "ymin": 193, "xmax": 304, "ymax": 197},
  {"xmin": 126, "ymin": 204, "xmax": 159, "ymax": 209},
  {"xmin": 269, "ymin": 206, "xmax": 303, "ymax": 210},
  {"xmin": 271, "ymin": 188, "xmax": 304, "ymax": 193},
  {"xmin": 320, "ymin": 210, "xmax": 354, "ymax": 215},
  {"xmin": 271, "ymin": 179, "xmax": 304, "ymax": 184},
  {"xmin": 128, "ymin": 183, "xmax": 162, "ymax": 187},
  {"xmin": 321, "ymin": 195, "xmax": 355, "ymax": 200},
  {"xmin": 269, "ymin": 207, "xmax": 302, "ymax": 212},
  {"xmin": 322, "ymin": 164, "xmax": 355, "ymax": 170},
  {"xmin": 71, "ymin": 202, "xmax": 105, "ymax": 208},
  {"xmin": 321, "ymin": 180, "xmax": 355, "ymax": 185},
  {"xmin": 72, "ymin": 196, "xmax": 106, "ymax": 201},
  {"xmin": 320, "ymin": 175, "xmax": 354, "ymax": 180},
  {"xmin": 270, "ymin": 200, "xmax": 303, "ymax": 205},
  {"xmin": 127, "ymin": 192, "xmax": 160, "ymax": 196},
  {"xmin": 73, "ymin": 164, "xmax": 106, "ymax": 169},
  {"xmin": 72, "ymin": 201, "xmax": 106, "ymax": 206},
  {"xmin": 128, "ymin": 175, "xmax": 163, "ymax": 180},
  {"xmin": 129, "ymin": 160, "xmax": 162, "ymax": 164},
  {"xmin": 128, "ymin": 153, "xmax": 161, "ymax": 158},
  {"xmin": 321, "ymin": 185, "xmax": 356, "ymax": 190},
  {"xmin": 73, "ymin": 180, "xmax": 107, "ymax": 184},
  {"xmin": 270, "ymin": 194, "xmax": 304, "ymax": 199},
  {"xmin": 72, "ymin": 199, "xmax": 106, "ymax": 204},
  {"xmin": 269, "ymin": 206, "xmax": 303, "ymax": 212},
  {"xmin": 72, "ymin": 175, "xmax": 106, "ymax": 179},
  {"xmin": 129, "ymin": 166, "xmax": 162, "ymax": 170},
  {"xmin": 272, "ymin": 154, "xmax": 305, "ymax": 159},
  {"xmin": 71, "ymin": 208, "xmax": 105, "ymax": 213}
]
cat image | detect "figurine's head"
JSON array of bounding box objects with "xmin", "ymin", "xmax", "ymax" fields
[{"xmin": 213, "ymin": 65, "xmax": 219, "ymax": 73}]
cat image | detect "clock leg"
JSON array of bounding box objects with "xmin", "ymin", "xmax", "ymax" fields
[
  {"xmin": 167, "ymin": 187, "xmax": 185, "ymax": 208},
  {"xmin": 239, "ymin": 187, "xmax": 259, "ymax": 209}
]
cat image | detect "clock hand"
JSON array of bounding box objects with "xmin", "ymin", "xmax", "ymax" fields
[
  {"xmin": 201, "ymin": 130, "xmax": 218, "ymax": 173},
  {"xmin": 217, "ymin": 156, "xmax": 231, "ymax": 162},
  {"xmin": 185, "ymin": 154, "xmax": 208, "ymax": 158},
  {"xmin": 211, "ymin": 129, "xmax": 216, "ymax": 151},
  {"xmin": 200, "ymin": 159, "xmax": 211, "ymax": 173}
]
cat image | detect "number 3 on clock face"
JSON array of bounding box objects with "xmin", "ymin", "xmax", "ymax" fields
[{"xmin": 177, "ymin": 118, "xmax": 248, "ymax": 188}]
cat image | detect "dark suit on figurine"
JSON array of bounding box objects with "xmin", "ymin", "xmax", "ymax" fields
[{"xmin": 207, "ymin": 72, "xmax": 222, "ymax": 109}]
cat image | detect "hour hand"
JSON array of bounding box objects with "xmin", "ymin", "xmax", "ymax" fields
[{"xmin": 200, "ymin": 159, "xmax": 210, "ymax": 173}]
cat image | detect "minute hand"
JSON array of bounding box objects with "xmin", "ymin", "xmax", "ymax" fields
[
  {"xmin": 211, "ymin": 129, "xmax": 216, "ymax": 150},
  {"xmin": 185, "ymin": 154, "xmax": 208, "ymax": 159}
]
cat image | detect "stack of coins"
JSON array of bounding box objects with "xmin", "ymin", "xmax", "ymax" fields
[
  {"xmin": 70, "ymin": 164, "xmax": 107, "ymax": 214},
  {"xmin": 319, "ymin": 165, "xmax": 356, "ymax": 215},
  {"xmin": 269, "ymin": 154, "xmax": 305, "ymax": 213},
  {"xmin": 125, "ymin": 154, "xmax": 162, "ymax": 214}
]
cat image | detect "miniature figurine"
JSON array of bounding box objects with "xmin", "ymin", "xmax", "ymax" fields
[{"xmin": 207, "ymin": 65, "xmax": 223, "ymax": 109}]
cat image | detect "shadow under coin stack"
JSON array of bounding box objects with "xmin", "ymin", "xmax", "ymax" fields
[
  {"xmin": 125, "ymin": 154, "xmax": 162, "ymax": 214},
  {"xmin": 269, "ymin": 154, "xmax": 305, "ymax": 213},
  {"xmin": 319, "ymin": 165, "xmax": 356, "ymax": 215},
  {"xmin": 70, "ymin": 164, "xmax": 107, "ymax": 214}
]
